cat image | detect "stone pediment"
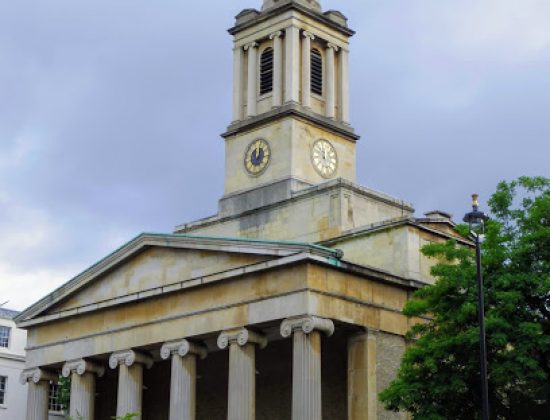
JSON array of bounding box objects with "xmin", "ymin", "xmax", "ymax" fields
[{"xmin": 15, "ymin": 233, "xmax": 341, "ymax": 327}]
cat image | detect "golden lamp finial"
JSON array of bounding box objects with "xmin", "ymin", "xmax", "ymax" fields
[{"xmin": 472, "ymin": 194, "xmax": 479, "ymax": 207}]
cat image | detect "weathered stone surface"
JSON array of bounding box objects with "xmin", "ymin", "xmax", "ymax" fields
[{"xmin": 376, "ymin": 332, "xmax": 407, "ymax": 420}]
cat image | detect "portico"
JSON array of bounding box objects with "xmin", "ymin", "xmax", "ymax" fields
[{"xmin": 16, "ymin": 234, "xmax": 421, "ymax": 419}]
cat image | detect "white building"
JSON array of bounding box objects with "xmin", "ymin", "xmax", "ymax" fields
[
  {"xmin": 0, "ymin": 309, "xmax": 64, "ymax": 420},
  {"xmin": 0, "ymin": 308, "xmax": 27, "ymax": 420}
]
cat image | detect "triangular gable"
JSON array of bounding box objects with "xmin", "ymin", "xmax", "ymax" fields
[{"xmin": 16, "ymin": 233, "xmax": 340, "ymax": 325}]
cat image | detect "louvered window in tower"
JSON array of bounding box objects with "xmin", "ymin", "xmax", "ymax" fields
[
  {"xmin": 260, "ymin": 48, "xmax": 274, "ymax": 95},
  {"xmin": 311, "ymin": 48, "xmax": 323, "ymax": 96}
]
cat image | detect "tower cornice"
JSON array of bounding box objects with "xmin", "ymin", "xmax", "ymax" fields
[
  {"xmin": 229, "ymin": 2, "xmax": 355, "ymax": 37},
  {"xmin": 221, "ymin": 102, "xmax": 360, "ymax": 142}
]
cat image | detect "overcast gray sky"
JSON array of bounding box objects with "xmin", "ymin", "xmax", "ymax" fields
[{"xmin": 1, "ymin": 0, "xmax": 549, "ymax": 311}]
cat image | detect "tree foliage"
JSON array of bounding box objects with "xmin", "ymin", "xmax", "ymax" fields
[{"xmin": 379, "ymin": 176, "xmax": 550, "ymax": 419}]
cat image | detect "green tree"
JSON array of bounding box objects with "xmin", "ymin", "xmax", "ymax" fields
[{"xmin": 379, "ymin": 176, "xmax": 550, "ymax": 419}]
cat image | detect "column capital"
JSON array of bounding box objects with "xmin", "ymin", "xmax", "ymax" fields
[
  {"xmin": 244, "ymin": 42, "xmax": 258, "ymax": 51},
  {"xmin": 109, "ymin": 349, "xmax": 153, "ymax": 370},
  {"xmin": 217, "ymin": 327, "xmax": 267, "ymax": 350},
  {"xmin": 160, "ymin": 339, "xmax": 207, "ymax": 360},
  {"xmin": 62, "ymin": 359, "xmax": 105, "ymax": 378},
  {"xmin": 19, "ymin": 368, "xmax": 58, "ymax": 385},
  {"xmin": 280, "ymin": 315, "xmax": 335, "ymax": 338},
  {"xmin": 302, "ymin": 30, "xmax": 315, "ymax": 40},
  {"xmin": 269, "ymin": 30, "xmax": 283, "ymax": 40},
  {"xmin": 326, "ymin": 42, "xmax": 340, "ymax": 51}
]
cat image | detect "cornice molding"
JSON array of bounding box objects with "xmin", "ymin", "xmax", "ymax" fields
[
  {"xmin": 229, "ymin": 3, "xmax": 355, "ymax": 37},
  {"xmin": 222, "ymin": 102, "xmax": 359, "ymax": 142}
]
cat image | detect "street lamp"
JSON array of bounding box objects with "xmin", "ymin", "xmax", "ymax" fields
[{"xmin": 463, "ymin": 194, "xmax": 490, "ymax": 420}]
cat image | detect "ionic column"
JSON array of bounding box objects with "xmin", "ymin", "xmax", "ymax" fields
[
  {"xmin": 348, "ymin": 330, "xmax": 378, "ymax": 420},
  {"xmin": 217, "ymin": 328, "xmax": 267, "ymax": 420},
  {"xmin": 325, "ymin": 43, "xmax": 339, "ymax": 119},
  {"xmin": 62, "ymin": 359, "xmax": 105, "ymax": 420},
  {"xmin": 232, "ymin": 46, "xmax": 245, "ymax": 121},
  {"xmin": 284, "ymin": 26, "xmax": 301, "ymax": 103},
  {"xmin": 160, "ymin": 339, "xmax": 208, "ymax": 420},
  {"xmin": 269, "ymin": 31, "xmax": 283, "ymax": 108},
  {"xmin": 109, "ymin": 350, "xmax": 153, "ymax": 420},
  {"xmin": 280, "ymin": 316, "xmax": 335, "ymax": 420},
  {"xmin": 338, "ymin": 48, "xmax": 350, "ymax": 124},
  {"xmin": 301, "ymin": 31, "xmax": 315, "ymax": 108},
  {"xmin": 20, "ymin": 368, "xmax": 58, "ymax": 420},
  {"xmin": 245, "ymin": 42, "xmax": 259, "ymax": 118}
]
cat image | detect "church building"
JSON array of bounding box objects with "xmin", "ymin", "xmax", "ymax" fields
[{"xmin": 16, "ymin": 1, "xmax": 466, "ymax": 419}]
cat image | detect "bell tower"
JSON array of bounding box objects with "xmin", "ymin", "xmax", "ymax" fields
[
  {"xmin": 222, "ymin": 0, "xmax": 358, "ymax": 201},
  {"xmin": 177, "ymin": 0, "xmax": 414, "ymax": 242}
]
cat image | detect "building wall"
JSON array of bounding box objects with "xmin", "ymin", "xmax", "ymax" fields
[{"xmin": 0, "ymin": 315, "xmax": 27, "ymax": 420}]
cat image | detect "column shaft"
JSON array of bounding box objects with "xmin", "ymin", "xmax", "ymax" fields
[
  {"xmin": 227, "ymin": 343, "xmax": 256, "ymax": 420},
  {"xmin": 292, "ymin": 330, "xmax": 322, "ymax": 420},
  {"xmin": 117, "ymin": 364, "xmax": 143, "ymax": 419},
  {"xmin": 70, "ymin": 372, "xmax": 96, "ymax": 420},
  {"xmin": 284, "ymin": 26, "xmax": 300, "ymax": 103},
  {"xmin": 271, "ymin": 32, "xmax": 283, "ymax": 107},
  {"xmin": 348, "ymin": 332, "xmax": 378, "ymax": 420},
  {"xmin": 246, "ymin": 43, "xmax": 258, "ymax": 117},
  {"xmin": 169, "ymin": 354, "xmax": 197, "ymax": 420},
  {"xmin": 26, "ymin": 381, "xmax": 49, "ymax": 420},
  {"xmin": 338, "ymin": 48, "xmax": 350, "ymax": 123},
  {"xmin": 301, "ymin": 32, "xmax": 313, "ymax": 108},
  {"xmin": 232, "ymin": 46, "xmax": 244, "ymax": 121},
  {"xmin": 325, "ymin": 44, "xmax": 337, "ymax": 119}
]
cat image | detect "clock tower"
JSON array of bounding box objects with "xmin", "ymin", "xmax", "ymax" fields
[
  {"xmin": 223, "ymin": 0, "xmax": 357, "ymax": 199},
  {"xmin": 177, "ymin": 0, "xmax": 414, "ymax": 241}
]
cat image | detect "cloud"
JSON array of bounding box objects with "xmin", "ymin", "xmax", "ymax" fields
[
  {"xmin": 0, "ymin": 135, "xmax": 35, "ymax": 169},
  {"xmin": 0, "ymin": 0, "xmax": 549, "ymax": 311},
  {"xmin": 442, "ymin": 0, "xmax": 550, "ymax": 59},
  {"xmin": 0, "ymin": 261, "xmax": 78, "ymax": 312}
]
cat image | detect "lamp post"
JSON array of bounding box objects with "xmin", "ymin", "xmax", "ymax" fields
[{"xmin": 463, "ymin": 194, "xmax": 490, "ymax": 420}]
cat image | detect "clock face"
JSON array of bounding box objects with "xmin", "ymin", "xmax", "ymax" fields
[
  {"xmin": 311, "ymin": 139, "xmax": 337, "ymax": 178},
  {"xmin": 244, "ymin": 139, "xmax": 271, "ymax": 176}
]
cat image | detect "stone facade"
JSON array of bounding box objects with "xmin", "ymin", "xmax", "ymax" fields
[{"xmin": 15, "ymin": 1, "xmax": 464, "ymax": 419}]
